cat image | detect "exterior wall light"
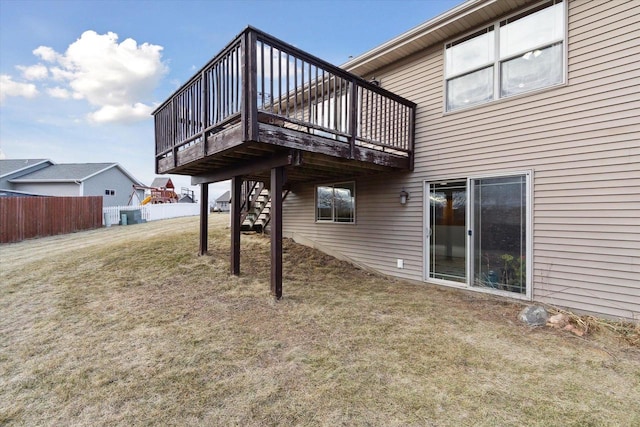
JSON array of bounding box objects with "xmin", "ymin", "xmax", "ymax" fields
[{"xmin": 400, "ymin": 189, "xmax": 409, "ymax": 205}]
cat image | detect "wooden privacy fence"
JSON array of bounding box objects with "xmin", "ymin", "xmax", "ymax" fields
[{"xmin": 0, "ymin": 196, "xmax": 103, "ymax": 244}]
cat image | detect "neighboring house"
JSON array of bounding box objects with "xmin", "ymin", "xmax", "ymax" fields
[
  {"xmin": 0, "ymin": 159, "xmax": 53, "ymax": 189},
  {"xmin": 178, "ymin": 194, "xmax": 195, "ymax": 203},
  {"xmin": 215, "ymin": 191, "xmax": 231, "ymax": 212},
  {"xmin": 152, "ymin": 0, "xmax": 639, "ymax": 320},
  {"xmin": 0, "ymin": 160, "xmax": 144, "ymax": 207}
]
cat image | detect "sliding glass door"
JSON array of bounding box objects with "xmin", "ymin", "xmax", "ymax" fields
[
  {"xmin": 471, "ymin": 175, "xmax": 527, "ymax": 294},
  {"xmin": 428, "ymin": 181, "xmax": 467, "ymax": 283},
  {"xmin": 426, "ymin": 173, "xmax": 529, "ymax": 296}
]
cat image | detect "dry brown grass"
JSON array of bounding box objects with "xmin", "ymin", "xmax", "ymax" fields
[{"xmin": 1, "ymin": 215, "xmax": 639, "ymax": 426}]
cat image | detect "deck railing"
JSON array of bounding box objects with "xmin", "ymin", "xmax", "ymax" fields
[{"xmin": 153, "ymin": 27, "xmax": 415, "ymax": 167}]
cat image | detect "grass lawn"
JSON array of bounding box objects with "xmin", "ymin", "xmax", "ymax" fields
[{"xmin": 1, "ymin": 215, "xmax": 639, "ymax": 426}]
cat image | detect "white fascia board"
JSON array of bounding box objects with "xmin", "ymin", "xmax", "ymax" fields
[
  {"xmin": 114, "ymin": 163, "xmax": 145, "ymax": 186},
  {"xmin": 0, "ymin": 159, "xmax": 54, "ymax": 179},
  {"xmin": 81, "ymin": 164, "xmax": 117, "ymax": 182},
  {"xmin": 341, "ymin": 0, "xmax": 494, "ymax": 74},
  {"xmin": 9, "ymin": 179, "xmax": 80, "ymax": 184},
  {"xmin": 82, "ymin": 163, "xmax": 145, "ymax": 186}
]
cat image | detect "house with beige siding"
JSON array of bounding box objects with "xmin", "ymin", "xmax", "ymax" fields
[{"xmin": 153, "ymin": 0, "xmax": 639, "ymax": 320}]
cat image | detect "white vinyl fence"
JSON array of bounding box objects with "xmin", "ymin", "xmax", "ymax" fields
[{"xmin": 103, "ymin": 203, "xmax": 200, "ymax": 226}]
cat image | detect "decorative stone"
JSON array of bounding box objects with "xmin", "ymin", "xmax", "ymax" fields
[{"xmin": 518, "ymin": 305, "xmax": 549, "ymax": 326}]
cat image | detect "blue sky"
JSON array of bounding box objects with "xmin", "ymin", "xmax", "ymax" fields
[{"xmin": 0, "ymin": 0, "xmax": 460, "ymax": 199}]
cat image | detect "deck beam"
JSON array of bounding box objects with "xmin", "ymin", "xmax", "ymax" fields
[{"xmin": 191, "ymin": 150, "xmax": 301, "ymax": 185}]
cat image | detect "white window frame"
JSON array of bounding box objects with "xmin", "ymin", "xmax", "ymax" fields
[
  {"xmin": 443, "ymin": 0, "xmax": 567, "ymax": 112},
  {"xmin": 315, "ymin": 181, "xmax": 356, "ymax": 224},
  {"xmin": 423, "ymin": 170, "xmax": 533, "ymax": 300},
  {"xmin": 105, "ymin": 189, "xmax": 116, "ymax": 196}
]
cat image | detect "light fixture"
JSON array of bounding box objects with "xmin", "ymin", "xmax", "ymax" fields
[
  {"xmin": 370, "ymin": 77, "xmax": 380, "ymax": 87},
  {"xmin": 400, "ymin": 189, "xmax": 409, "ymax": 205}
]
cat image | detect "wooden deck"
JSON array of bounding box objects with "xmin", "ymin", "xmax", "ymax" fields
[{"xmin": 153, "ymin": 27, "xmax": 416, "ymax": 186}]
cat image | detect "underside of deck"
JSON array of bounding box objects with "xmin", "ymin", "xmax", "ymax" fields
[{"xmin": 157, "ymin": 120, "xmax": 411, "ymax": 186}]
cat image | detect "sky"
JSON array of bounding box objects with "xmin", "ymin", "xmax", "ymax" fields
[{"xmin": 0, "ymin": 0, "xmax": 461, "ymax": 200}]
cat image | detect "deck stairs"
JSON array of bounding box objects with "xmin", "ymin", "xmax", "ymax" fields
[
  {"xmin": 240, "ymin": 183, "xmax": 290, "ymax": 233},
  {"xmin": 241, "ymin": 187, "xmax": 271, "ymax": 232}
]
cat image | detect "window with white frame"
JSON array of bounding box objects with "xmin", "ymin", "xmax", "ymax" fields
[
  {"xmin": 445, "ymin": 0, "xmax": 565, "ymax": 111},
  {"xmin": 105, "ymin": 189, "xmax": 116, "ymax": 196},
  {"xmin": 316, "ymin": 182, "xmax": 355, "ymax": 223}
]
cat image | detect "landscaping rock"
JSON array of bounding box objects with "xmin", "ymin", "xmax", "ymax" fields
[{"xmin": 518, "ymin": 305, "xmax": 549, "ymax": 326}]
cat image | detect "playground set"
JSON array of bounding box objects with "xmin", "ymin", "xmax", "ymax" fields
[{"xmin": 127, "ymin": 177, "xmax": 179, "ymax": 205}]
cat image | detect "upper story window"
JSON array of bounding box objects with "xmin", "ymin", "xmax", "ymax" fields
[
  {"xmin": 105, "ymin": 189, "xmax": 116, "ymax": 196},
  {"xmin": 445, "ymin": 0, "xmax": 565, "ymax": 111},
  {"xmin": 316, "ymin": 182, "xmax": 355, "ymax": 223}
]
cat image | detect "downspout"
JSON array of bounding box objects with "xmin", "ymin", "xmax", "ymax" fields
[{"xmin": 74, "ymin": 180, "xmax": 83, "ymax": 196}]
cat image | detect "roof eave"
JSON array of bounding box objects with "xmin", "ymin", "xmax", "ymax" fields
[
  {"xmin": 83, "ymin": 163, "xmax": 145, "ymax": 186},
  {"xmin": 0, "ymin": 159, "xmax": 54, "ymax": 179},
  {"xmin": 341, "ymin": 0, "xmax": 496, "ymax": 76},
  {"xmin": 9, "ymin": 179, "xmax": 81, "ymax": 184}
]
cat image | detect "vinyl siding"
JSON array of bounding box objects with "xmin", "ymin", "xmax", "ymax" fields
[
  {"xmin": 12, "ymin": 182, "xmax": 80, "ymax": 197},
  {"xmin": 283, "ymin": 0, "xmax": 640, "ymax": 320},
  {"xmin": 83, "ymin": 167, "xmax": 139, "ymax": 207}
]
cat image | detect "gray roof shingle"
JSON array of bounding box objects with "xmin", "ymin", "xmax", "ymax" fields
[
  {"xmin": 9, "ymin": 163, "xmax": 116, "ymax": 181},
  {"xmin": 216, "ymin": 190, "xmax": 231, "ymax": 202},
  {"xmin": 0, "ymin": 159, "xmax": 50, "ymax": 178}
]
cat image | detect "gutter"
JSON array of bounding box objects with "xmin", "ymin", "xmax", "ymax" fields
[{"xmin": 8, "ymin": 179, "xmax": 82, "ymax": 183}]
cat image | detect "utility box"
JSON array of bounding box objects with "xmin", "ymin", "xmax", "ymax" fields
[
  {"xmin": 119, "ymin": 209, "xmax": 142, "ymax": 225},
  {"xmin": 123, "ymin": 209, "xmax": 143, "ymax": 225}
]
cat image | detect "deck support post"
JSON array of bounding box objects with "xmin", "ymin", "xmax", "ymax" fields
[
  {"xmin": 270, "ymin": 166, "xmax": 284, "ymax": 299},
  {"xmin": 231, "ymin": 176, "xmax": 242, "ymax": 275},
  {"xmin": 198, "ymin": 183, "xmax": 209, "ymax": 255}
]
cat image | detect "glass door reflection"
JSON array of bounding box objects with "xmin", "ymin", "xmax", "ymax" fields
[{"xmin": 429, "ymin": 181, "xmax": 467, "ymax": 283}]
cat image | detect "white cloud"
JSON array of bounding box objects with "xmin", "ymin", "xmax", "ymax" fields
[
  {"xmin": 17, "ymin": 64, "xmax": 48, "ymax": 80},
  {"xmin": 0, "ymin": 74, "xmax": 39, "ymax": 103},
  {"xmin": 33, "ymin": 46, "xmax": 60, "ymax": 62},
  {"xmin": 87, "ymin": 102, "xmax": 155, "ymax": 124},
  {"xmin": 47, "ymin": 86, "xmax": 71, "ymax": 99},
  {"xmin": 49, "ymin": 67, "xmax": 75, "ymax": 82},
  {"xmin": 14, "ymin": 30, "xmax": 167, "ymax": 124}
]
